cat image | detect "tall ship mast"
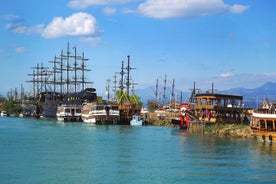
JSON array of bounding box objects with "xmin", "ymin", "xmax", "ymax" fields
[
  {"xmin": 116, "ymin": 55, "xmax": 141, "ymax": 124},
  {"xmin": 26, "ymin": 43, "xmax": 96, "ymax": 118}
]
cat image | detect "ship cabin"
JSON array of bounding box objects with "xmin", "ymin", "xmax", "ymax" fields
[
  {"xmin": 118, "ymin": 101, "xmax": 142, "ymax": 123},
  {"xmin": 251, "ymin": 101, "xmax": 276, "ymax": 133},
  {"xmin": 194, "ymin": 93, "xmax": 245, "ymax": 124},
  {"xmin": 251, "ymin": 113, "xmax": 276, "ymax": 133}
]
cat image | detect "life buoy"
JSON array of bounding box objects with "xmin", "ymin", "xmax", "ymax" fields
[
  {"xmin": 269, "ymin": 135, "xmax": 272, "ymax": 142},
  {"xmin": 262, "ymin": 135, "xmax": 265, "ymax": 141},
  {"xmin": 180, "ymin": 107, "xmax": 187, "ymax": 116}
]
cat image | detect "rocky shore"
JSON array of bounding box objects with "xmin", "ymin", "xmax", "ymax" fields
[
  {"xmin": 192, "ymin": 123, "xmax": 254, "ymax": 138},
  {"xmin": 147, "ymin": 112, "xmax": 254, "ymax": 138}
]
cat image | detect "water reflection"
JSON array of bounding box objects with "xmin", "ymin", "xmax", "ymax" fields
[{"xmin": 170, "ymin": 128, "xmax": 276, "ymax": 183}]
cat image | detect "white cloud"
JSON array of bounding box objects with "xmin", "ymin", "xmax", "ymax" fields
[
  {"xmin": 104, "ymin": 7, "xmax": 117, "ymax": 15},
  {"xmin": 122, "ymin": 7, "xmax": 136, "ymax": 14},
  {"xmin": 137, "ymin": 0, "xmax": 228, "ymax": 19},
  {"xmin": 136, "ymin": 0, "xmax": 249, "ymax": 19},
  {"xmin": 6, "ymin": 21, "xmax": 25, "ymax": 32},
  {"xmin": 2, "ymin": 14, "xmax": 20, "ymax": 21},
  {"xmin": 15, "ymin": 47, "xmax": 27, "ymax": 53},
  {"xmin": 26, "ymin": 24, "xmax": 44, "ymax": 35},
  {"xmin": 5, "ymin": 19, "xmax": 43, "ymax": 35},
  {"xmin": 68, "ymin": 0, "xmax": 138, "ymax": 9},
  {"xmin": 42, "ymin": 12, "xmax": 97, "ymax": 39},
  {"xmin": 220, "ymin": 72, "xmax": 233, "ymax": 78},
  {"xmin": 229, "ymin": 4, "xmax": 249, "ymax": 14},
  {"xmin": 12, "ymin": 25, "xmax": 27, "ymax": 34},
  {"xmin": 79, "ymin": 36, "xmax": 102, "ymax": 46},
  {"xmin": 5, "ymin": 13, "xmax": 100, "ymax": 40}
]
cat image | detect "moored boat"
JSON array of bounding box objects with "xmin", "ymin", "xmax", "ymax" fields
[
  {"xmin": 0, "ymin": 111, "xmax": 8, "ymax": 117},
  {"xmin": 82, "ymin": 102, "xmax": 120, "ymax": 125},
  {"xmin": 56, "ymin": 104, "xmax": 82, "ymax": 122},
  {"xmin": 171, "ymin": 103, "xmax": 192, "ymax": 129},
  {"xmin": 130, "ymin": 115, "xmax": 143, "ymax": 126},
  {"xmin": 172, "ymin": 82, "xmax": 250, "ymax": 129},
  {"xmin": 26, "ymin": 43, "xmax": 94, "ymax": 119},
  {"xmin": 193, "ymin": 92, "xmax": 248, "ymax": 124},
  {"xmin": 251, "ymin": 100, "xmax": 276, "ymax": 143}
]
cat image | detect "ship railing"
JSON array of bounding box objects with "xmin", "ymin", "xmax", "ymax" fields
[{"xmin": 254, "ymin": 109, "xmax": 276, "ymax": 114}]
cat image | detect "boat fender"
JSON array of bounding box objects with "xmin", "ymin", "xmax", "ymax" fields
[
  {"xmin": 262, "ymin": 135, "xmax": 265, "ymax": 141},
  {"xmin": 180, "ymin": 107, "xmax": 186, "ymax": 116},
  {"xmin": 269, "ymin": 135, "xmax": 272, "ymax": 142}
]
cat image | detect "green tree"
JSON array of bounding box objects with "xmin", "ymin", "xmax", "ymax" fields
[
  {"xmin": 0, "ymin": 97, "xmax": 6, "ymax": 103},
  {"xmin": 115, "ymin": 90, "xmax": 142, "ymax": 105},
  {"xmin": 129, "ymin": 93, "xmax": 142, "ymax": 106},
  {"xmin": 2, "ymin": 100, "xmax": 21, "ymax": 115},
  {"xmin": 147, "ymin": 100, "xmax": 159, "ymax": 112}
]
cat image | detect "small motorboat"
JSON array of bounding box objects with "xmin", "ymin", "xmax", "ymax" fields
[{"xmin": 130, "ymin": 115, "xmax": 143, "ymax": 126}]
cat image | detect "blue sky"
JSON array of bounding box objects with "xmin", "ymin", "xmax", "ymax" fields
[{"xmin": 1, "ymin": 0, "xmax": 276, "ymax": 98}]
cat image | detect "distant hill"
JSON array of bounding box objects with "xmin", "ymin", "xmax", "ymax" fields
[
  {"xmin": 135, "ymin": 82, "xmax": 276, "ymax": 108},
  {"xmin": 221, "ymin": 82, "xmax": 276, "ymax": 108}
]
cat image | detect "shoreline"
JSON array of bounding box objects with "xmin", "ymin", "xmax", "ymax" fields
[{"xmin": 147, "ymin": 114, "xmax": 254, "ymax": 139}]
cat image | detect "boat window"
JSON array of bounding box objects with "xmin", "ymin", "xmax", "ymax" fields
[
  {"xmin": 112, "ymin": 106, "xmax": 118, "ymax": 110},
  {"xmin": 267, "ymin": 120, "xmax": 273, "ymax": 130},
  {"xmin": 202, "ymin": 99, "xmax": 206, "ymax": 105},
  {"xmin": 253, "ymin": 119, "xmax": 259, "ymax": 127},
  {"xmin": 260, "ymin": 120, "xmax": 266, "ymax": 129},
  {"xmin": 97, "ymin": 106, "xmax": 104, "ymax": 110},
  {"xmin": 208, "ymin": 99, "xmax": 213, "ymax": 106},
  {"xmin": 76, "ymin": 109, "xmax": 81, "ymax": 113},
  {"xmin": 65, "ymin": 109, "xmax": 70, "ymax": 113}
]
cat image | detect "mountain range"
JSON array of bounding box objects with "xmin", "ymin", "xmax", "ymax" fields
[{"xmin": 135, "ymin": 82, "xmax": 276, "ymax": 108}]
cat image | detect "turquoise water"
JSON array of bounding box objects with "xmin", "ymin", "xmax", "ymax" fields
[{"xmin": 0, "ymin": 117, "xmax": 275, "ymax": 184}]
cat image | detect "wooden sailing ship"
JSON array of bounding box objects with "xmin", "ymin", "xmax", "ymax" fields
[
  {"xmin": 116, "ymin": 55, "xmax": 142, "ymax": 124},
  {"xmin": 81, "ymin": 55, "xmax": 141, "ymax": 125},
  {"xmin": 26, "ymin": 42, "xmax": 94, "ymax": 119}
]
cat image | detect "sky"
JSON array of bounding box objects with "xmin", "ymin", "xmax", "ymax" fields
[{"xmin": 1, "ymin": 0, "xmax": 276, "ymax": 98}]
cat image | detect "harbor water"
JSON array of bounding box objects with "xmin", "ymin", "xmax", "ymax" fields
[{"xmin": 0, "ymin": 117, "xmax": 275, "ymax": 184}]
